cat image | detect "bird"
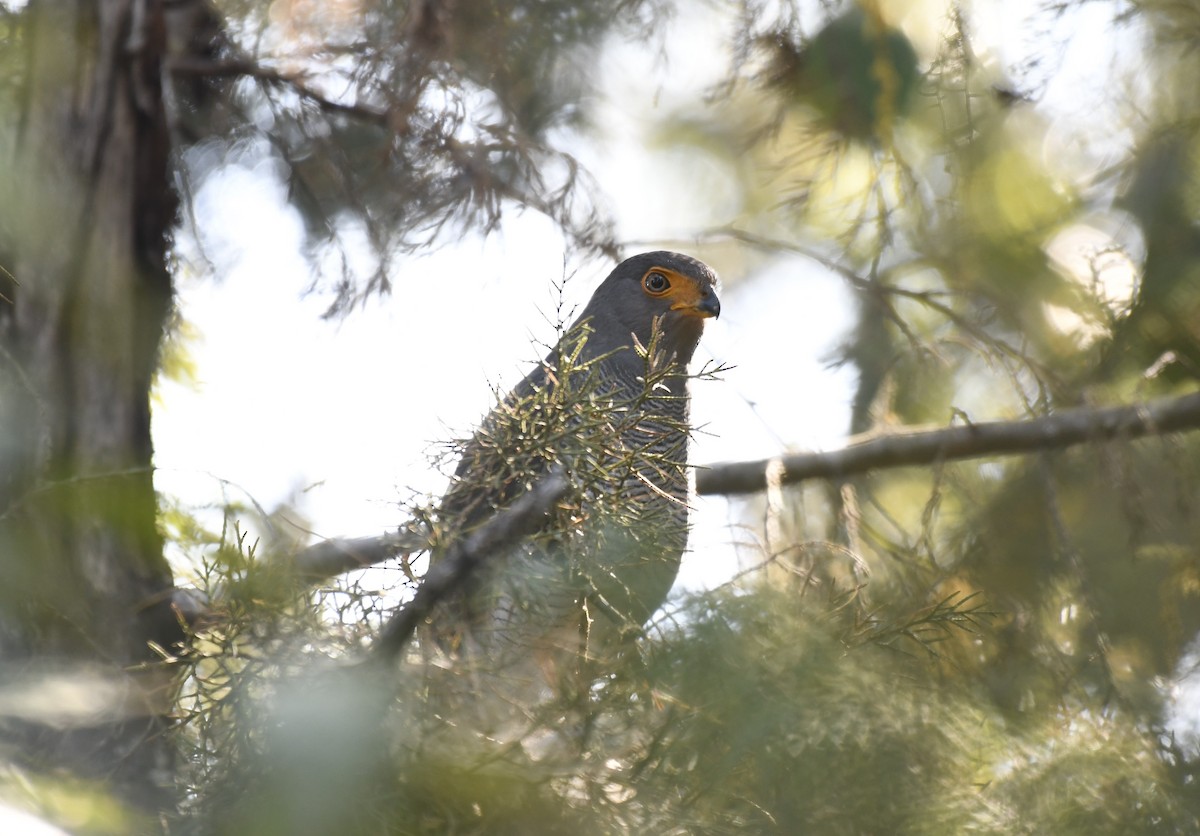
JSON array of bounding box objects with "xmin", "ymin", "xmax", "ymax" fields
[{"xmin": 423, "ymin": 251, "xmax": 721, "ymax": 703}]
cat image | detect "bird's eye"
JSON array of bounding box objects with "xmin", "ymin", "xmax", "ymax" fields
[{"xmin": 643, "ymin": 271, "xmax": 671, "ymax": 295}]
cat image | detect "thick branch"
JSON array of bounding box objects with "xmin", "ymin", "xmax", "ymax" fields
[
  {"xmin": 292, "ymin": 529, "xmax": 428, "ymax": 582},
  {"xmin": 696, "ymin": 391, "xmax": 1200, "ymax": 497},
  {"xmin": 371, "ymin": 469, "xmax": 570, "ymax": 662}
]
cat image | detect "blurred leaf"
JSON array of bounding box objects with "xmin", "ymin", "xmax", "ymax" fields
[{"xmin": 761, "ymin": 7, "xmax": 921, "ymax": 143}]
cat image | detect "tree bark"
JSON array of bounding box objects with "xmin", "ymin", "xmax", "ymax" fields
[{"xmin": 0, "ymin": 0, "xmax": 178, "ymax": 810}]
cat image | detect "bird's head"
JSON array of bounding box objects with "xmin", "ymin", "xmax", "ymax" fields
[{"xmin": 579, "ymin": 251, "xmax": 720, "ymax": 366}]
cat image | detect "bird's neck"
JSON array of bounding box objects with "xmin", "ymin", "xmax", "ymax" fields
[
  {"xmin": 592, "ymin": 345, "xmax": 692, "ymax": 407},
  {"xmin": 575, "ymin": 313, "xmax": 703, "ymax": 370}
]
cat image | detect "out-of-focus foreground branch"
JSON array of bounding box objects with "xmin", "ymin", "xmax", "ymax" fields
[
  {"xmin": 695, "ymin": 390, "xmax": 1200, "ymax": 496},
  {"xmin": 371, "ymin": 468, "xmax": 570, "ymax": 661}
]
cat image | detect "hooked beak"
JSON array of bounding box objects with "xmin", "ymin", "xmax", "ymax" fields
[
  {"xmin": 695, "ymin": 287, "xmax": 721, "ymax": 319},
  {"xmin": 673, "ymin": 286, "xmax": 721, "ymax": 319}
]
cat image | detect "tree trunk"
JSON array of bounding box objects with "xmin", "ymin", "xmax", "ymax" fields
[{"xmin": 0, "ymin": 0, "xmax": 178, "ymax": 810}]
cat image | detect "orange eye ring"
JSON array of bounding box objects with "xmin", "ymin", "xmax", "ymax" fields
[{"xmin": 643, "ymin": 270, "xmax": 671, "ymax": 295}]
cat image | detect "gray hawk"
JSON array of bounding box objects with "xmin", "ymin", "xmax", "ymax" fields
[{"xmin": 425, "ymin": 251, "xmax": 720, "ymax": 692}]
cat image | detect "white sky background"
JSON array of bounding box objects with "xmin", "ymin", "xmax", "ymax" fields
[{"xmin": 152, "ymin": 0, "xmax": 1150, "ymax": 596}]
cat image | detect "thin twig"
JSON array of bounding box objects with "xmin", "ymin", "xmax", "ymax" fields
[{"xmin": 166, "ymin": 56, "xmax": 389, "ymax": 125}]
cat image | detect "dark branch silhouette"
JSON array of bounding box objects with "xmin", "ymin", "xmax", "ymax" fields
[
  {"xmin": 371, "ymin": 469, "xmax": 570, "ymax": 662},
  {"xmin": 695, "ymin": 390, "xmax": 1200, "ymax": 496},
  {"xmin": 168, "ymin": 57, "xmax": 391, "ymax": 124}
]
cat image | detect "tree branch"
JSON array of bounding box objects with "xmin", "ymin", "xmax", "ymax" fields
[
  {"xmin": 167, "ymin": 56, "xmax": 390, "ymax": 125},
  {"xmin": 695, "ymin": 390, "xmax": 1200, "ymax": 497},
  {"xmin": 294, "ymin": 392, "xmax": 1200, "ymax": 582},
  {"xmin": 370, "ymin": 469, "xmax": 570, "ymax": 662},
  {"xmin": 292, "ymin": 529, "xmax": 429, "ymax": 582}
]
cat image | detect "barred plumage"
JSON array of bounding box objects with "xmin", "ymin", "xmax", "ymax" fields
[{"xmin": 424, "ymin": 252, "xmax": 720, "ymax": 692}]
